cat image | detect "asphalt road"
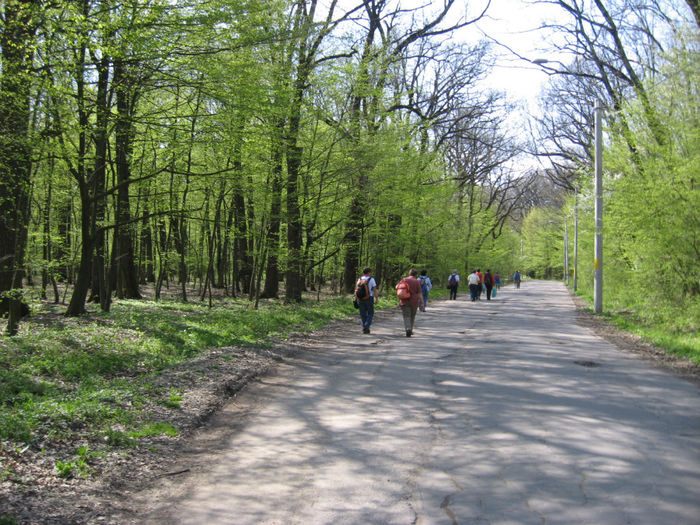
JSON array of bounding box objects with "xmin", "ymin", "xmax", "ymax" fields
[{"xmin": 141, "ymin": 281, "xmax": 700, "ymax": 524}]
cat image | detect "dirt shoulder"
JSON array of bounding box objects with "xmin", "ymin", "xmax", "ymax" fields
[{"xmin": 2, "ymin": 300, "xmax": 697, "ymax": 524}]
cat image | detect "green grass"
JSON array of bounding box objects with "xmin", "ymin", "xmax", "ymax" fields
[
  {"xmin": 0, "ymin": 295, "xmax": 364, "ymax": 450},
  {"xmin": 600, "ymin": 310, "xmax": 700, "ymax": 365},
  {"xmin": 572, "ymin": 288, "xmax": 700, "ymax": 365}
]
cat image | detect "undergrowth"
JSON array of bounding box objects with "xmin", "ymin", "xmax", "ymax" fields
[{"xmin": 0, "ymin": 294, "xmax": 367, "ymax": 449}]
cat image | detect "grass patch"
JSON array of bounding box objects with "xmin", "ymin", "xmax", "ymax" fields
[
  {"xmin": 129, "ymin": 421, "xmax": 178, "ymax": 439},
  {"xmin": 54, "ymin": 446, "xmax": 101, "ymax": 479},
  {"xmin": 572, "ymin": 288, "xmax": 700, "ymax": 365},
  {"xmin": 602, "ymin": 310, "xmax": 700, "ymax": 365}
]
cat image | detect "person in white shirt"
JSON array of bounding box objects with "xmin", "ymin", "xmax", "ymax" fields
[
  {"xmin": 355, "ymin": 267, "xmax": 379, "ymax": 334},
  {"xmin": 468, "ymin": 270, "xmax": 480, "ymax": 301}
]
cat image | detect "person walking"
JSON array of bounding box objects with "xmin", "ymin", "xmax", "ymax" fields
[
  {"xmin": 418, "ymin": 270, "xmax": 432, "ymax": 310},
  {"xmin": 493, "ymin": 271, "xmax": 501, "ymax": 298},
  {"xmin": 475, "ymin": 269, "xmax": 484, "ymax": 300},
  {"xmin": 483, "ymin": 269, "xmax": 494, "ymax": 300},
  {"xmin": 354, "ymin": 267, "xmax": 379, "ymax": 334},
  {"xmin": 447, "ymin": 270, "xmax": 460, "ymax": 300},
  {"xmin": 513, "ymin": 270, "xmax": 522, "ymax": 289},
  {"xmin": 467, "ymin": 269, "xmax": 480, "ymax": 301},
  {"xmin": 396, "ymin": 268, "xmax": 424, "ymax": 337}
]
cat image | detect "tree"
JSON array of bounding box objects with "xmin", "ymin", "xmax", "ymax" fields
[{"xmin": 0, "ymin": 0, "xmax": 41, "ymax": 331}]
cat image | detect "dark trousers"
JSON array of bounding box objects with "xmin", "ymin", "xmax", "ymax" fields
[
  {"xmin": 359, "ymin": 298, "xmax": 374, "ymax": 329},
  {"xmin": 469, "ymin": 284, "xmax": 479, "ymax": 301},
  {"xmin": 449, "ymin": 286, "xmax": 458, "ymax": 300},
  {"xmin": 486, "ymin": 285, "xmax": 493, "ymax": 300}
]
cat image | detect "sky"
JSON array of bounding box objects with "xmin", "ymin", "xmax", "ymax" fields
[{"xmin": 469, "ymin": 0, "xmax": 562, "ymax": 108}]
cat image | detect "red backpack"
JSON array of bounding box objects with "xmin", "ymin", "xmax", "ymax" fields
[{"xmin": 396, "ymin": 280, "xmax": 411, "ymax": 300}]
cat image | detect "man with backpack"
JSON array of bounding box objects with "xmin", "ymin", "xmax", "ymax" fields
[
  {"xmin": 483, "ymin": 269, "xmax": 495, "ymax": 300},
  {"xmin": 355, "ymin": 267, "xmax": 379, "ymax": 334},
  {"xmin": 447, "ymin": 270, "xmax": 460, "ymax": 300}
]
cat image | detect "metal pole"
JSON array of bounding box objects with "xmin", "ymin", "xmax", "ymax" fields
[
  {"xmin": 564, "ymin": 217, "xmax": 569, "ymax": 285},
  {"xmin": 594, "ymin": 99, "xmax": 603, "ymax": 313},
  {"xmin": 573, "ymin": 188, "xmax": 578, "ymax": 292}
]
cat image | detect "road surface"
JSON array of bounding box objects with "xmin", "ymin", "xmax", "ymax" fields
[{"xmin": 139, "ymin": 281, "xmax": 700, "ymax": 524}]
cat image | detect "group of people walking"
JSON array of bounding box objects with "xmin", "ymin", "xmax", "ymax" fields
[{"xmin": 355, "ymin": 266, "xmax": 521, "ymax": 337}]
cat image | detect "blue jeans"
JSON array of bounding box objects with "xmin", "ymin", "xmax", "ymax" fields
[
  {"xmin": 422, "ymin": 289, "xmax": 429, "ymax": 306},
  {"xmin": 359, "ymin": 298, "xmax": 374, "ymax": 329}
]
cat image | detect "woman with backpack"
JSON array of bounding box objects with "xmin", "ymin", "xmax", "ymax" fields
[
  {"xmin": 418, "ymin": 270, "xmax": 432, "ymax": 309},
  {"xmin": 396, "ymin": 268, "xmax": 424, "ymax": 337}
]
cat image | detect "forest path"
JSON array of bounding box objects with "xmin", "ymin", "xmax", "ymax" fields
[{"xmin": 134, "ymin": 280, "xmax": 700, "ymax": 524}]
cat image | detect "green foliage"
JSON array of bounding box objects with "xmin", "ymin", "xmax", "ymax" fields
[
  {"xmin": 521, "ymin": 206, "xmax": 566, "ymax": 279},
  {"xmin": 54, "ymin": 446, "xmax": 98, "ymax": 479},
  {"xmin": 523, "ymin": 39, "xmax": 700, "ymax": 365},
  {"xmin": 129, "ymin": 422, "xmax": 178, "ymax": 439},
  {"xmin": 598, "ymin": 41, "xmax": 700, "ymax": 332}
]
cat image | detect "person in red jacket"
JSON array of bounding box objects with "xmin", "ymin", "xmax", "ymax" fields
[
  {"xmin": 396, "ymin": 268, "xmax": 424, "ymax": 337},
  {"xmin": 475, "ymin": 269, "xmax": 484, "ymax": 300}
]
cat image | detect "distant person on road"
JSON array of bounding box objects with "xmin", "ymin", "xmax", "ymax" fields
[
  {"xmin": 467, "ymin": 270, "xmax": 480, "ymax": 301},
  {"xmin": 493, "ymin": 272, "xmax": 501, "ymax": 298},
  {"xmin": 513, "ymin": 270, "xmax": 522, "ymax": 289},
  {"xmin": 447, "ymin": 270, "xmax": 460, "ymax": 300},
  {"xmin": 396, "ymin": 268, "xmax": 424, "ymax": 337},
  {"xmin": 355, "ymin": 267, "xmax": 379, "ymax": 334},
  {"xmin": 484, "ymin": 269, "xmax": 494, "ymax": 300},
  {"xmin": 418, "ymin": 270, "xmax": 432, "ymax": 310},
  {"xmin": 475, "ymin": 269, "xmax": 484, "ymax": 300}
]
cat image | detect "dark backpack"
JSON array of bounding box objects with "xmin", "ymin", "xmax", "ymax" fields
[
  {"xmin": 355, "ymin": 278, "xmax": 370, "ymax": 300},
  {"xmin": 448, "ymin": 274, "xmax": 458, "ymax": 287}
]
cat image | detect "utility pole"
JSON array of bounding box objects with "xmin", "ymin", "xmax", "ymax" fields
[
  {"xmin": 564, "ymin": 217, "xmax": 569, "ymax": 285},
  {"xmin": 594, "ymin": 100, "xmax": 603, "ymax": 314},
  {"xmin": 573, "ymin": 188, "xmax": 578, "ymax": 292}
]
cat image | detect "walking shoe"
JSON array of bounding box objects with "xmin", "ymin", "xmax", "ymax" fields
[{"xmin": 363, "ymin": 327, "xmax": 370, "ymax": 334}]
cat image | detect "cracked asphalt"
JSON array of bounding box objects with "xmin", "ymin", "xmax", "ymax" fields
[{"xmin": 141, "ymin": 281, "xmax": 700, "ymax": 524}]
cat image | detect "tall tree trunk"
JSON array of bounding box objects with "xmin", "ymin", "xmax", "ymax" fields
[
  {"xmin": 89, "ymin": 54, "xmax": 111, "ymax": 309},
  {"xmin": 0, "ymin": 0, "xmax": 37, "ymax": 323},
  {"xmin": 261, "ymin": 119, "xmax": 284, "ymax": 298},
  {"xmin": 284, "ymin": 68, "xmax": 307, "ymax": 302},
  {"xmin": 140, "ymin": 197, "xmax": 155, "ymax": 283},
  {"xmin": 64, "ymin": 6, "xmax": 93, "ymax": 316},
  {"xmin": 110, "ymin": 59, "xmax": 141, "ymax": 299},
  {"xmin": 231, "ymin": 118, "xmax": 253, "ymax": 295}
]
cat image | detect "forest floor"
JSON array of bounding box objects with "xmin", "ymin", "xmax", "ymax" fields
[{"xmin": 1, "ymin": 290, "xmax": 698, "ymax": 524}]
